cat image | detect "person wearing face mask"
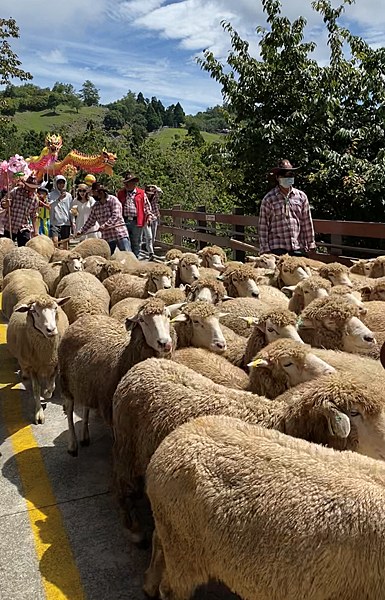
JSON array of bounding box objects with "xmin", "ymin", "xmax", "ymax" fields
[{"xmin": 258, "ymin": 159, "xmax": 315, "ymax": 256}]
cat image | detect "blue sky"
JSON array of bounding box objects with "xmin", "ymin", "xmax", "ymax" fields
[{"xmin": 0, "ymin": 0, "xmax": 383, "ymax": 114}]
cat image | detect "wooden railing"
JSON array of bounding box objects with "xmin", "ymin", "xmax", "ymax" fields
[{"xmin": 157, "ymin": 205, "xmax": 385, "ymax": 266}]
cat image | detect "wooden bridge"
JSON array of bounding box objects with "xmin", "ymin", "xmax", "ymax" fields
[{"xmin": 157, "ymin": 205, "xmax": 385, "ymax": 266}]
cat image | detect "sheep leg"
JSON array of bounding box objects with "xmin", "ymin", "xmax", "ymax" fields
[
  {"xmin": 80, "ymin": 407, "xmax": 90, "ymax": 447},
  {"xmin": 143, "ymin": 529, "xmax": 166, "ymax": 598},
  {"xmin": 65, "ymin": 396, "xmax": 78, "ymax": 457},
  {"xmin": 43, "ymin": 374, "xmax": 56, "ymax": 399},
  {"xmin": 31, "ymin": 376, "xmax": 45, "ymax": 425}
]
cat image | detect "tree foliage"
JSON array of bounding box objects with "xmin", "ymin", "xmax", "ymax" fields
[
  {"xmin": 198, "ymin": 0, "xmax": 385, "ymax": 221},
  {"xmin": 80, "ymin": 80, "xmax": 100, "ymax": 107},
  {"xmin": 0, "ymin": 18, "xmax": 32, "ymax": 117}
]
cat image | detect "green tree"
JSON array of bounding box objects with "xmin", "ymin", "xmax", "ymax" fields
[
  {"xmin": 68, "ymin": 94, "xmax": 83, "ymax": 113},
  {"xmin": 187, "ymin": 122, "xmax": 205, "ymax": 146},
  {"xmin": 46, "ymin": 92, "xmax": 62, "ymax": 114},
  {"xmin": 174, "ymin": 102, "xmax": 185, "ymax": 126},
  {"xmin": 146, "ymin": 104, "xmax": 162, "ymax": 132},
  {"xmin": 198, "ymin": 0, "xmax": 385, "ymax": 223},
  {"xmin": 165, "ymin": 105, "xmax": 175, "ymax": 127},
  {"xmin": 137, "ymin": 92, "xmax": 147, "ymax": 105},
  {"xmin": 0, "ymin": 18, "xmax": 32, "ymax": 117},
  {"xmin": 80, "ymin": 80, "xmax": 100, "ymax": 106},
  {"xmin": 103, "ymin": 110, "xmax": 125, "ymax": 130}
]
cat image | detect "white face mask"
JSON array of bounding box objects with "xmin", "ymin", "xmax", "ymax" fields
[{"xmin": 279, "ymin": 177, "xmax": 294, "ymax": 188}]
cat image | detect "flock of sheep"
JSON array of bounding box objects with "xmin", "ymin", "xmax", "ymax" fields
[{"xmin": 2, "ymin": 234, "xmax": 385, "ymax": 599}]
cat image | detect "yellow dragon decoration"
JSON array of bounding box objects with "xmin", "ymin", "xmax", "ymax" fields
[{"xmin": 26, "ymin": 134, "xmax": 117, "ymax": 180}]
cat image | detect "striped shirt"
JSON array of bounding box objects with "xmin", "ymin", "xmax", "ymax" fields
[
  {"xmin": 123, "ymin": 188, "xmax": 154, "ymax": 219},
  {"xmin": 78, "ymin": 195, "xmax": 129, "ymax": 242},
  {"xmin": 258, "ymin": 186, "xmax": 315, "ymax": 254}
]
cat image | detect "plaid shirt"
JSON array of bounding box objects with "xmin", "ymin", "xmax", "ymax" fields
[
  {"xmin": 123, "ymin": 188, "xmax": 154, "ymax": 219},
  {"xmin": 149, "ymin": 187, "xmax": 162, "ymax": 220},
  {"xmin": 78, "ymin": 195, "xmax": 128, "ymax": 242},
  {"xmin": 258, "ymin": 186, "xmax": 315, "ymax": 254},
  {"xmin": 5, "ymin": 187, "xmax": 39, "ymax": 234}
]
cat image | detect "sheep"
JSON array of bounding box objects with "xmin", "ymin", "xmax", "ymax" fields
[
  {"xmin": 186, "ymin": 276, "xmax": 227, "ymax": 304},
  {"xmin": 7, "ymin": 294, "xmax": 70, "ymax": 424},
  {"xmin": 153, "ymin": 287, "xmax": 187, "ymax": 306},
  {"xmin": 175, "ymin": 253, "xmax": 200, "ymax": 286},
  {"xmin": 49, "ymin": 248, "xmax": 70, "ymax": 263},
  {"xmin": 329, "ymin": 285, "xmax": 367, "ymax": 315},
  {"xmin": 3, "ymin": 246, "xmax": 49, "ymax": 277},
  {"xmin": 247, "ymin": 338, "xmax": 335, "ymax": 398},
  {"xmin": 218, "ymin": 263, "xmax": 260, "ymax": 298},
  {"xmin": 144, "ymin": 415, "xmax": 385, "ymax": 600},
  {"xmin": 59, "ymin": 298, "xmax": 175, "ymax": 456},
  {"xmin": 276, "ymin": 255, "xmax": 312, "ymax": 286},
  {"xmin": 112, "ymin": 360, "xmax": 385, "ymax": 544},
  {"xmin": 110, "ymin": 250, "xmax": 139, "ymax": 269},
  {"xmin": 220, "ymin": 324, "xmax": 248, "ymax": 368},
  {"xmin": 360, "ymin": 301, "xmax": 385, "ymax": 333},
  {"xmin": 0, "ymin": 237, "xmax": 15, "ymax": 289},
  {"xmin": 75, "ymin": 237, "xmax": 111, "ymax": 260},
  {"xmin": 243, "ymin": 308, "xmax": 303, "ymax": 365},
  {"xmin": 349, "ymin": 257, "xmax": 374, "ymax": 276},
  {"xmin": 360, "ymin": 277, "xmax": 385, "ymax": 301},
  {"xmin": 283, "ymin": 275, "xmax": 331, "ymax": 314},
  {"xmin": 172, "ymin": 347, "xmax": 249, "ymax": 390},
  {"xmin": 198, "ymin": 245, "xmax": 226, "ymax": 271},
  {"xmin": 26, "ymin": 234, "xmax": 55, "ymax": 261},
  {"xmin": 217, "ymin": 297, "xmax": 270, "ymax": 337},
  {"xmin": 246, "ymin": 253, "xmax": 277, "ymax": 270},
  {"xmin": 110, "ymin": 298, "xmax": 146, "ymax": 323},
  {"xmin": 83, "ymin": 255, "xmax": 123, "ymax": 282},
  {"xmin": 299, "ymin": 295, "xmax": 376, "ymax": 353},
  {"xmin": 40, "ymin": 262, "xmax": 62, "ymax": 296},
  {"xmin": 103, "ymin": 273, "xmax": 124, "ymax": 296},
  {"xmin": 2, "ymin": 269, "xmax": 48, "ymax": 320},
  {"xmin": 109, "ymin": 265, "xmax": 173, "ymax": 306},
  {"xmin": 165, "ymin": 249, "xmax": 184, "ymax": 286},
  {"xmin": 362, "ymin": 255, "xmax": 385, "ymax": 279},
  {"xmin": 252, "ymin": 266, "xmax": 280, "ymax": 287},
  {"xmin": 172, "ymin": 302, "xmax": 227, "ymax": 353},
  {"xmin": 319, "ymin": 262, "xmax": 353, "ymax": 287},
  {"xmin": 55, "ymin": 271, "xmax": 110, "ymax": 324}
]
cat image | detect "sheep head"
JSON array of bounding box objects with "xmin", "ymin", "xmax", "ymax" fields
[
  {"xmin": 198, "ymin": 245, "xmax": 227, "ymax": 271},
  {"xmin": 15, "ymin": 295, "xmax": 70, "ymax": 338},
  {"xmin": 126, "ymin": 298, "xmax": 173, "ymax": 354},
  {"xmin": 187, "ymin": 276, "xmax": 226, "ymax": 304},
  {"xmin": 277, "ymin": 255, "xmax": 311, "ymax": 286},
  {"xmin": 145, "ymin": 264, "xmax": 173, "ymax": 293},
  {"xmin": 360, "ymin": 277, "xmax": 385, "ymax": 302},
  {"xmin": 219, "ymin": 264, "xmax": 260, "ymax": 298},
  {"xmin": 177, "ymin": 253, "xmax": 200, "ymax": 285},
  {"xmin": 172, "ymin": 301, "xmax": 228, "ymax": 353},
  {"xmin": 319, "ymin": 263, "xmax": 353, "ymax": 287},
  {"xmin": 283, "ymin": 276, "xmax": 331, "ymax": 314},
  {"xmin": 330, "ymin": 286, "xmax": 367, "ymax": 316}
]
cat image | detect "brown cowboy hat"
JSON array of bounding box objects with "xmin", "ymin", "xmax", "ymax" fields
[
  {"xmin": 123, "ymin": 172, "xmax": 139, "ymax": 183},
  {"xmin": 268, "ymin": 159, "xmax": 300, "ymax": 175},
  {"xmin": 91, "ymin": 182, "xmax": 108, "ymax": 194},
  {"xmin": 24, "ymin": 175, "xmax": 40, "ymax": 190}
]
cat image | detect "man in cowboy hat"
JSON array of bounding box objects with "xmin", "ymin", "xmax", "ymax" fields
[
  {"xmin": 117, "ymin": 172, "xmax": 154, "ymax": 257},
  {"xmin": 1, "ymin": 174, "xmax": 39, "ymax": 246},
  {"xmin": 258, "ymin": 159, "xmax": 315, "ymax": 256}
]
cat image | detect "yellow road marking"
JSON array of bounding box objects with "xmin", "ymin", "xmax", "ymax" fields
[{"xmin": 0, "ymin": 297, "xmax": 85, "ymax": 600}]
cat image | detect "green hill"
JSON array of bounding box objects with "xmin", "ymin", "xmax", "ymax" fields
[
  {"xmin": 152, "ymin": 127, "xmax": 224, "ymax": 148},
  {"xmin": 12, "ymin": 105, "xmax": 106, "ymax": 132}
]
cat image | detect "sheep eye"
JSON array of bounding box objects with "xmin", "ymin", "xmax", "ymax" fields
[
  {"xmin": 267, "ymin": 327, "xmax": 275, "ymax": 333},
  {"xmin": 192, "ymin": 320, "xmax": 199, "ymax": 325},
  {"xmin": 304, "ymin": 290, "xmax": 309, "ymax": 294},
  {"xmin": 283, "ymin": 362, "xmax": 293, "ymax": 368},
  {"xmin": 350, "ymin": 409, "xmax": 360, "ymax": 417}
]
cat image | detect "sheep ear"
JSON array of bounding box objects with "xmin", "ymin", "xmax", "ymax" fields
[
  {"xmin": 170, "ymin": 313, "xmax": 188, "ymax": 323},
  {"xmin": 281, "ymin": 285, "xmax": 296, "ymax": 298},
  {"xmin": 240, "ymin": 316, "xmax": 259, "ymax": 327},
  {"xmin": 179, "ymin": 284, "xmax": 186, "ymax": 291},
  {"xmin": 217, "ymin": 275, "xmax": 225, "ymax": 280},
  {"xmin": 198, "ymin": 258, "xmax": 203, "ymax": 265},
  {"xmin": 126, "ymin": 313, "xmax": 142, "ymax": 327},
  {"xmin": 350, "ymin": 259, "xmax": 360, "ymax": 264},
  {"xmin": 56, "ymin": 297, "xmax": 71, "ymax": 306},
  {"xmin": 167, "ymin": 303, "xmax": 187, "ymax": 318},
  {"xmin": 51, "ymin": 261, "xmax": 63, "ymax": 266},
  {"xmin": 247, "ymin": 358, "xmax": 271, "ymax": 369},
  {"xmin": 198, "ymin": 250, "xmax": 203, "ymax": 255},
  {"xmin": 326, "ymin": 409, "xmax": 351, "ymax": 439},
  {"xmin": 222, "ymin": 295, "xmax": 234, "ymax": 301},
  {"xmin": 14, "ymin": 303, "xmax": 31, "ymax": 313},
  {"xmin": 148, "ymin": 292, "xmax": 156, "ymax": 297},
  {"xmin": 217, "ymin": 312, "xmax": 229, "ymax": 319}
]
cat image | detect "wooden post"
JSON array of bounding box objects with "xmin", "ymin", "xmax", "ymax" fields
[
  {"xmin": 232, "ymin": 207, "xmax": 245, "ymax": 262},
  {"xmin": 172, "ymin": 204, "xmax": 182, "ymax": 247},
  {"xmin": 196, "ymin": 205, "xmax": 207, "ymax": 250},
  {"xmin": 331, "ymin": 234, "xmax": 342, "ymax": 257}
]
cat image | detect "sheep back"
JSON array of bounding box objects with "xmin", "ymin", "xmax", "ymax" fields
[
  {"xmin": 26, "ymin": 235, "xmax": 54, "ymax": 261},
  {"xmin": 172, "ymin": 348, "xmax": 249, "ymax": 390},
  {"xmin": 75, "ymin": 238, "xmax": 111, "ymax": 260},
  {"xmin": 2, "ymin": 269, "xmax": 48, "ymax": 320},
  {"xmin": 56, "ymin": 271, "xmax": 110, "ymax": 323},
  {"xmin": 3, "ymin": 247, "xmax": 48, "ymax": 277},
  {"xmin": 0, "ymin": 238, "xmax": 15, "ymax": 288}
]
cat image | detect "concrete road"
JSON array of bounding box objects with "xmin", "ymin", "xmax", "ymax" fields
[{"xmin": 0, "ymin": 302, "xmax": 238, "ymax": 600}]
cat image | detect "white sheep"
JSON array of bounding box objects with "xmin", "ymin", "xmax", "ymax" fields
[
  {"xmin": 276, "ymin": 254, "xmax": 312, "ymax": 286},
  {"xmin": 109, "ymin": 265, "xmax": 173, "ymax": 305},
  {"xmin": 26, "ymin": 234, "xmax": 55, "ymax": 261},
  {"xmin": 283, "ymin": 275, "xmax": 331, "ymax": 314},
  {"xmin": 7, "ymin": 294, "xmax": 70, "ymax": 424},
  {"xmin": 319, "ymin": 262, "xmax": 353, "ymax": 287},
  {"xmin": 2, "ymin": 269, "xmax": 48, "ymax": 320},
  {"xmin": 55, "ymin": 271, "xmax": 110, "ymax": 323},
  {"xmin": 144, "ymin": 415, "xmax": 385, "ymax": 600}
]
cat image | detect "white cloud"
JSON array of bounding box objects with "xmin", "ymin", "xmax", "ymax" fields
[{"xmin": 42, "ymin": 49, "xmax": 68, "ymax": 64}]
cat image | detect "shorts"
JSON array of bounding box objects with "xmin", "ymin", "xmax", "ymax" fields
[{"xmin": 50, "ymin": 224, "xmax": 71, "ymax": 240}]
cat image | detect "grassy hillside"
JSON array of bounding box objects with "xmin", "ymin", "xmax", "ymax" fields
[
  {"xmin": 152, "ymin": 127, "xmax": 224, "ymax": 148},
  {"xmin": 13, "ymin": 105, "xmax": 106, "ymax": 132}
]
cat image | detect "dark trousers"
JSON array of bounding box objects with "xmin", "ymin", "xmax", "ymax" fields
[
  {"xmin": 125, "ymin": 218, "xmax": 143, "ymax": 258},
  {"xmin": 4, "ymin": 229, "xmax": 30, "ymax": 247},
  {"xmin": 270, "ymin": 248, "xmax": 307, "ymax": 257}
]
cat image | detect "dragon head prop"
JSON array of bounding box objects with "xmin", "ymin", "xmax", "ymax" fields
[
  {"xmin": 45, "ymin": 134, "xmax": 63, "ymax": 155},
  {"xmin": 102, "ymin": 148, "xmax": 117, "ymax": 176}
]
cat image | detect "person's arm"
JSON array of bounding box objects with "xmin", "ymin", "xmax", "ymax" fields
[
  {"xmin": 299, "ymin": 194, "xmax": 315, "ymax": 251},
  {"xmin": 99, "ymin": 197, "xmax": 122, "ymax": 229},
  {"xmin": 258, "ymin": 198, "xmax": 271, "ymax": 254},
  {"xmin": 144, "ymin": 193, "xmax": 154, "ymax": 221},
  {"xmin": 77, "ymin": 206, "xmax": 98, "ymax": 235}
]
